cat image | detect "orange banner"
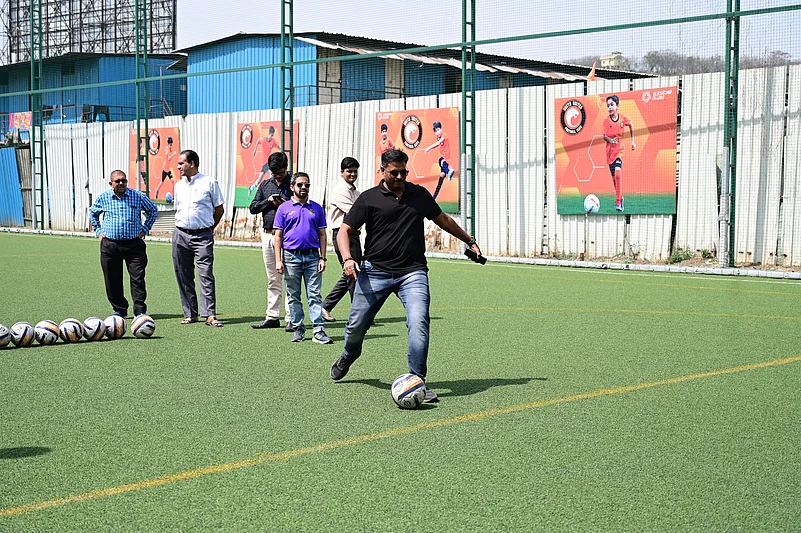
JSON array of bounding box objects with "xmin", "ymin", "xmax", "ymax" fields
[
  {"xmin": 234, "ymin": 120, "xmax": 299, "ymax": 207},
  {"xmin": 129, "ymin": 128, "xmax": 181, "ymax": 204},
  {"xmin": 375, "ymin": 108, "xmax": 460, "ymax": 213},
  {"xmin": 555, "ymin": 88, "xmax": 678, "ymax": 215}
]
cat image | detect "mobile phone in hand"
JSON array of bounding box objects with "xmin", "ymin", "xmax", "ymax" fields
[
  {"xmin": 270, "ymin": 193, "xmax": 283, "ymax": 203},
  {"xmin": 464, "ymin": 248, "xmax": 487, "ymax": 265}
]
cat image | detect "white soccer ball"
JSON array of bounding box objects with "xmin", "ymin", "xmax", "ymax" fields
[
  {"xmin": 59, "ymin": 318, "xmax": 85, "ymax": 343},
  {"xmin": 131, "ymin": 314, "xmax": 156, "ymax": 338},
  {"xmin": 34, "ymin": 320, "xmax": 61, "ymax": 345},
  {"xmin": 83, "ymin": 317, "xmax": 107, "ymax": 341},
  {"xmin": 10, "ymin": 322, "xmax": 35, "ymax": 347},
  {"xmin": 0, "ymin": 324, "xmax": 10, "ymax": 348},
  {"xmin": 391, "ymin": 373, "xmax": 427, "ymax": 409},
  {"xmin": 104, "ymin": 315, "xmax": 127, "ymax": 340},
  {"xmin": 584, "ymin": 194, "xmax": 600, "ymax": 214}
]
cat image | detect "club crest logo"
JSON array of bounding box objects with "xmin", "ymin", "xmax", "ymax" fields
[
  {"xmin": 240, "ymin": 124, "xmax": 253, "ymax": 149},
  {"xmin": 148, "ymin": 130, "xmax": 160, "ymax": 155},
  {"xmin": 641, "ymin": 91, "xmax": 652, "ymax": 104},
  {"xmin": 400, "ymin": 115, "xmax": 422, "ymax": 149},
  {"xmin": 560, "ymin": 100, "xmax": 586, "ymax": 135}
]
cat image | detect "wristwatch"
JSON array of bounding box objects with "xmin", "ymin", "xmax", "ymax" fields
[{"xmin": 466, "ymin": 237, "xmax": 477, "ymax": 247}]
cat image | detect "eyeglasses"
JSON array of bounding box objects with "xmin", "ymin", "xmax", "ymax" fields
[
  {"xmin": 112, "ymin": 179, "xmax": 128, "ymax": 184},
  {"xmin": 386, "ymin": 169, "xmax": 409, "ymax": 177},
  {"xmin": 295, "ymin": 183, "xmax": 310, "ymax": 188}
]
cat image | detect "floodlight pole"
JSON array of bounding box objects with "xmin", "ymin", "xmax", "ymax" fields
[
  {"xmin": 720, "ymin": 0, "xmax": 740, "ymax": 267},
  {"xmin": 135, "ymin": 0, "xmax": 150, "ymax": 195},
  {"xmin": 29, "ymin": 0, "xmax": 45, "ymax": 229},
  {"xmin": 460, "ymin": 0, "xmax": 476, "ymax": 240},
  {"xmin": 280, "ymin": 0, "xmax": 295, "ymax": 174}
]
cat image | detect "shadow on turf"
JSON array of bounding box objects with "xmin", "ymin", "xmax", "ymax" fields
[
  {"xmin": 0, "ymin": 446, "xmax": 52, "ymax": 459},
  {"xmin": 347, "ymin": 377, "xmax": 545, "ymax": 397}
]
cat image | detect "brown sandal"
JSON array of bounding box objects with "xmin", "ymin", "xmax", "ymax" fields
[{"xmin": 181, "ymin": 317, "xmax": 198, "ymax": 324}]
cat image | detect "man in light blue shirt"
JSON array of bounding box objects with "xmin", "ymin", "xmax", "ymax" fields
[{"xmin": 89, "ymin": 169, "xmax": 158, "ymax": 318}]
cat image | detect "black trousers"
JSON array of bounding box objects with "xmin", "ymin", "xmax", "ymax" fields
[
  {"xmin": 100, "ymin": 237, "xmax": 148, "ymax": 316},
  {"xmin": 322, "ymin": 228, "xmax": 362, "ymax": 312}
]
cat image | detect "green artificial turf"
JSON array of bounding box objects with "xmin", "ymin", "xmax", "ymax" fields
[{"xmin": 1, "ymin": 232, "xmax": 800, "ymax": 530}]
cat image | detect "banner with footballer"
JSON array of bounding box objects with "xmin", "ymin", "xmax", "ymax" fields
[
  {"xmin": 555, "ymin": 88, "xmax": 678, "ymax": 215},
  {"xmin": 234, "ymin": 120, "xmax": 299, "ymax": 208},
  {"xmin": 375, "ymin": 107, "xmax": 460, "ymax": 213},
  {"xmin": 129, "ymin": 128, "xmax": 181, "ymax": 204}
]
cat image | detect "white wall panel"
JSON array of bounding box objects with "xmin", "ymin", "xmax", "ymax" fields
[
  {"xmin": 508, "ymin": 85, "xmax": 546, "ymax": 256},
  {"xmin": 474, "ymin": 89, "xmax": 508, "ymax": 255},
  {"xmin": 322, "ymin": 102, "xmax": 357, "ymax": 205},
  {"xmin": 298, "ymin": 103, "xmax": 332, "ymax": 207},
  {"xmin": 406, "ymin": 96, "xmax": 437, "ymax": 110},
  {"xmin": 352, "ymin": 99, "xmax": 381, "ymax": 182},
  {"xmin": 675, "ymin": 72, "xmax": 723, "ymax": 255},
  {"xmin": 780, "ymin": 65, "xmax": 801, "ymax": 266},
  {"xmin": 734, "ymin": 66, "xmax": 786, "ymax": 265},
  {"xmin": 44, "ymin": 124, "xmax": 74, "ymax": 230},
  {"xmin": 71, "ymin": 124, "xmax": 91, "ymax": 231}
]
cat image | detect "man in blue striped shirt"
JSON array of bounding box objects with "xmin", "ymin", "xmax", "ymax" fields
[{"xmin": 89, "ymin": 169, "xmax": 158, "ymax": 318}]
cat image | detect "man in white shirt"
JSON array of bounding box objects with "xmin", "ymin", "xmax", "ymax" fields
[
  {"xmin": 321, "ymin": 157, "xmax": 361, "ymax": 322},
  {"xmin": 172, "ymin": 149, "xmax": 225, "ymax": 327}
]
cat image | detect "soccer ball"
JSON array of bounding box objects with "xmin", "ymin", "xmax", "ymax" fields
[
  {"xmin": 34, "ymin": 320, "xmax": 61, "ymax": 345},
  {"xmin": 104, "ymin": 315, "xmax": 127, "ymax": 340},
  {"xmin": 83, "ymin": 317, "xmax": 107, "ymax": 341},
  {"xmin": 59, "ymin": 318, "xmax": 85, "ymax": 343},
  {"xmin": 0, "ymin": 324, "xmax": 10, "ymax": 348},
  {"xmin": 584, "ymin": 194, "xmax": 600, "ymax": 214},
  {"xmin": 165, "ymin": 192, "xmax": 174, "ymax": 203},
  {"xmin": 10, "ymin": 322, "xmax": 35, "ymax": 347},
  {"xmin": 391, "ymin": 373, "xmax": 427, "ymax": 409},
  {"xmin": 131, "ymin": 314, "xmax": 156, "ymax": 338}
]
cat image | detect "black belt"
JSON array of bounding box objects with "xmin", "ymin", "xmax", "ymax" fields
[
  {"xmin": 177, "ymin": 227, "xmax": 211, "ymax": 235},
  {"xmin": 288, "ymin": 248, "xmax": 317, "ymax": 255}
]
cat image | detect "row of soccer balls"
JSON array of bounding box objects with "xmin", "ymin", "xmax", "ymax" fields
[{"xmin": 0, "ymin": 315, "xmax": 156, "ymax": 348}]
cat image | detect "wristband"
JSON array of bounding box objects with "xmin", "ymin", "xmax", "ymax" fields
[
  {"xmin": 466, "ymin": 237, "xmax": 477, "ymax": 247},
  {"xmin": 320, "ymin": 257, "xmax": 327, "ymax": 261},
  {"xmin": 343, "ymin": 257, "xmax": 355, "ymax": 263}
]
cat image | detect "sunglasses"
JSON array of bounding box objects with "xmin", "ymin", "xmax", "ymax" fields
[
  {"xmin": 295, "ymin": 183, "xmax": 310, "ymax": 188},
  {"xmin": 386, "ymin": 169, "xmax": 409, "ymax": 177},
  {"xmin": 112, "ymin": 179, "xmax": 128, "ymax": 184}
]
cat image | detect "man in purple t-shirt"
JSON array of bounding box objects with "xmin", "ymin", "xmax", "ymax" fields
[{"xmin": 274, "ymin": 172, "xmax": 333, "ymax": 344}]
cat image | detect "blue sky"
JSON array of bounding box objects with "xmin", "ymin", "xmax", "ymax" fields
[{"xmin": 178, "ymin": 0, "xmax": 800, "ymax": 63}]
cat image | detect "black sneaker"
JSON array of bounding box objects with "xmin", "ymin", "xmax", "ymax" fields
[
  {"xmin": 252, "ymin": 319, "xmax": 280, "ymax": 329},
  {"xmin": 285, "ymin": 322, "xmax": 294, "ymax": 332},
  {"xmin": 330, "ymin": 355, "xmax": 352, "ymax": 381}
]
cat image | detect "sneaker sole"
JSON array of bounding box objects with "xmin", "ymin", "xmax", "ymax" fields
[{"xmin": 313, "ymin": 338, "xmax": 333, "ymax": 344}]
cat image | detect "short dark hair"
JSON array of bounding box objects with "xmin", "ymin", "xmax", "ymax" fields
[
  {"xmin": 167, "ymin": 136, "xmax": 173, "ymax": 144},
  {"xmin": 180, "ymin": 150, "xmax": 199, "ymax": 167},
  {"xmin": 268, "ymin": 125, "xmax": 276, "ymax": 134},
  {"xmin": 341, "ymin": 157, "xmax": 360, "ymax": 171},
  {"xmin": 267, "ymin": 152, "xmax": 288, "ymax": 173},
  {"xmin": 291, "ymin": 172, "xmax": 310, "ymax": 186},
  {"xmin": 381, "ymin": 148, "xmax": 408, "ymax": 168},
  {"xmin": 432, "ymin": 121, "xmax": 442, "ymax": 130},
  {"xmin": 380, "ymin": 123, "xmax": 388, "ymax": 132},
  {"xmin": 606, "ymin": 94, "xmax": 620, "ymax": 105}
]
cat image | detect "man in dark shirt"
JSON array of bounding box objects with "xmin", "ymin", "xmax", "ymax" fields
[
  {"xmin": 329, "ymin": 149, "xmax": 482, "ymax": 402},
  {"xmin": 249, "ymin": 152, "xmax": 293, "ymax": 330}
]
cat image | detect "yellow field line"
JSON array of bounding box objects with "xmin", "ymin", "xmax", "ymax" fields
[{"xmin": 3, "ymin": 354, "xmax": 800, "ymax": 519}]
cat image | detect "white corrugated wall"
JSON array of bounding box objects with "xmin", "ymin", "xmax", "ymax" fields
[
  {"xmin": 779, "ymin": 65, "xmax": 801, "ymax": 266},
  {"xmin": 33, "ymin": 67, "xmax": 801, "ymax": 267},
  {"xmin": 734, "ymin": 66, "xmax": 786, "ymax": 265}
]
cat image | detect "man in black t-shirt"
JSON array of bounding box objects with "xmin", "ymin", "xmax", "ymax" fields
[{"xmin": 329, "ymin": 149, "xmax": 482, "ymax": 402}]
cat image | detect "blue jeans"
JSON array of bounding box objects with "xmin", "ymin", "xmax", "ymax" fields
[
  {"xmin": 283, "ymin": 250, "xmax": 324, "ymax": 331},
  {"xmin": 342, "ymin": 260, "xmax": 431, "ymax": 378}
]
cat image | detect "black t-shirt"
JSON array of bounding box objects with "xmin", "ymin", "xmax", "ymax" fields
[
  {"xmin": 344, "ymin": 181, "xmax": 442, "ymax": 275},
  {"xmin": 249, "ymin": 177, "xmax": 292, "ymax": 230}
]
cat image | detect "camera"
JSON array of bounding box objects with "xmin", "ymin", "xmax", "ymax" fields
[{"xmin": 464, "ymin": 248, "xmax": 487, "ymax": 265}]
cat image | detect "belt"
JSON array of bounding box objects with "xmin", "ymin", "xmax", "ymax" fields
[
  {"xmin": 176, "ymin": 226, "xmax": 211, "ymax": 235},
  {"xmin": 288, "ymin": 248, "xmax": 317, "ymax": 255}
]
